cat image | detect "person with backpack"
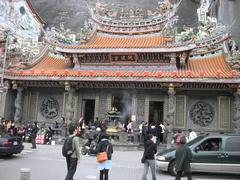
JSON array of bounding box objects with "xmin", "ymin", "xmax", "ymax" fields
[
  {"xmin": 95, "ymin": 132, "xmax": 113, "ymax": 180},
  {"xmin": 62, "ymin": 125, "xmax": 81, "ymax": 180}
]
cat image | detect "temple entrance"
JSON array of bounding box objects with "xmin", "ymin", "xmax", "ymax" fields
[
  {"xmin": 148, "ymin": 101, "xmax": 164, "ymax": 126},
  {"xmin": 82, "ymin": 99, "xmax": 95, "ymax": 126}
]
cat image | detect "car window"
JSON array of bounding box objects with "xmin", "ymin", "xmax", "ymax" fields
[
  {"xmin": 196, "ymin": 138, "xmax": 222, "ymax": 151},
  {"xmin": 187, "ymin": 136, "xmax": 205, "ymax": 146},
  {"xmin": 225, "ymin": 137, "xmax": 240, "ymax": 151}
]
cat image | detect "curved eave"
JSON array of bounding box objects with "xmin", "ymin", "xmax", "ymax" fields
[
  {"xmin": 54, "ymin": 45, "xmax": 196, "ymax": 53},
  {"xmin": 4, "ymin": 75, "xmax": 240, "ymax": 84}
]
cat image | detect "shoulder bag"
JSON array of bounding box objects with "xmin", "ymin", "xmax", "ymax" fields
[{"xmin": 97, "ymin": 145, "xmax": 109, "ymax": 163}]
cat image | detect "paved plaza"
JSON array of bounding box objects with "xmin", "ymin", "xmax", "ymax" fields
[{"xmin": 0, "ymin": 143, "xmax": 239, "ymax": 180}]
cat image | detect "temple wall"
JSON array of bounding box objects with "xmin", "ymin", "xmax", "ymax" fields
[
  {"xmin": 174, "ymin": 91, "xmax": 233, "ymax": 133},
  {"xmin": 7, "ymin": 87, "xmax": 233, "ymax": 134}
]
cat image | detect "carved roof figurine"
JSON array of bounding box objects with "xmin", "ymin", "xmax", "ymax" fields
[{"xmin": 0, "ymin": 0, "xmax": 238, "ymax": 85}]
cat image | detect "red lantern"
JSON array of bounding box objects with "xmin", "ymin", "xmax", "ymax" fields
[
  {"xmin": 19, "ymin": 70, "xmax": 24, "ymax": 75},
  {"xmin": 40, "ymin": 69, "xmax": 45, "ymax": 75},
  {"xmin": 187, "ymin": 70, "xmax": 193, "ymax": 77},
  {"xmin": 156, "ymin": 71, "xmax": 162, "ymax": 77},
  {"xmin": 231, "ymin": 70, "xmax": 238, "ymax": 77},
  {"xmin": 64, "ymin": 70, "xmax": 69, "ymax": 76},
  {"xmin": 116, "ymin": 71, "xmax": 121, "ymax": 76},
  {"xmin": 102, "ymin": 71, "xmax": 107, "ymax": 76},
  {"xmin": 199, "ymin": 70, "xmax": 205, "ymax": 77},
  {"xmin": 143, "ymin": 71, "xmax": 149, "ymax": 77},
  {"xmin": 89, "ymin": 70, "xmax": 94, "ymax": 76},
  {"xmin": 216, "ymin": 70, "xmax": 222, "ymax": 78},
  {"xmin": 52, "ymin": 70, "xmax": 57, "ymax": 75},
  {"xmin": 128, "ymin": 71, "xmax": 134, "ymax": 76},
  {"xmin": 171, "ymin": 71, "xmax": 177, "ymax": 77}
]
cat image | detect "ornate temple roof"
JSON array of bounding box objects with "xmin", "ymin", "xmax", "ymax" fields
[
  {"xmin": 5, "ymin": 51, "xmax": 239, "ymax": 84},
  {"xmin": 2, "ymin": 0, "xmax": 239, "ymax": 85}
]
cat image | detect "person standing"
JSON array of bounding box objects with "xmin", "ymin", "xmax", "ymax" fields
[
  {"xmin": 175, "ymin": 136, "xmax": 193, "ymax": 180},
  {"xmin": 141, "ymin": 134, "xmax": 157, "ymax": 180},
  {"xmin": 64, "ymin": 126, "xmax": 80, "ymax": 180},
  {"xmin": 30, "ymin": 122, "xmax": 39, "ymax": 149},
  {"xmin": 159, "ymin": 123, "xmax": 166, "ymax": 144},
  {"xmin": 95, "ymin": 132, "xmax": 113, "ymax": 180}
]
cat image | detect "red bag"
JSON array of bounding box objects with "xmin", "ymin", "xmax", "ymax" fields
[{"xmin": 97, "ymin": 145, "xmax": 109, "ymax": 163}]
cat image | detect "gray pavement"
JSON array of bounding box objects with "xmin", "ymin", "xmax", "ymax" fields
[{"xmin": 0, "ymin": 143, "xmax": 239, "ymax": 180}]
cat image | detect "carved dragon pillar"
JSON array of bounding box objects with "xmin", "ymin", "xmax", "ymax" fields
[
  {"xmin": 65, "ymin": 87, "xmax": 75, "ymax": 126},
  {"xmin": 233, "ymin": 87, "xmax": 240, "ymax": 134},
  {"xmin": 166, "ymin": 83, "xmax": 176, "ymax": 148},
  {"xmin": 14, "ymin": 87, "xmax": 23, "ymax": 122}
]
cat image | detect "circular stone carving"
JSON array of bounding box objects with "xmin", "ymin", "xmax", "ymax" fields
[
  {"xmin": 40, "ymin": 97, "xmax": 59, "ymax": 119},
  {"xmin": 189, "ymin": 101, "xmax": 214, "ymax": 127}
]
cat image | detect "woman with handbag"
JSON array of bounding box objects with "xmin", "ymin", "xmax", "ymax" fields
[{"xmin": 95, "ymin": 132, "xmax": 113, "ymax": 180}]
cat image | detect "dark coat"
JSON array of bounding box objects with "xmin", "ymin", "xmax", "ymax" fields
[
  {"xmin": 95, "ymin": 139, "xmax": 113, "ymax": 160},
  {"xmin": 175, "ymin": 144, "xmax": 193, "ymax": 172},
  {"xmin": 143, "ymin": 139, "xmax": 157, "ymax": 160}
]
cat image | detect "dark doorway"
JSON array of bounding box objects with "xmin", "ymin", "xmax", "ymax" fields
[
  {"xmin": 148, "ymin": 101, "xmax": 164, "ymax": 125},
  {"xmin": 83, "ymin": 99, "xmax": 95, "ymax": 126}
]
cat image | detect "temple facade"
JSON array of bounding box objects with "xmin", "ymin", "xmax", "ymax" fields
[{"xmin": 1, "ymin": 0, "xmax": 240, "ymax": 138}]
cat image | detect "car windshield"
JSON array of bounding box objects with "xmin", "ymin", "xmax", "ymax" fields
[{"xmin": 187, "ymin": 135, "xmax": 205, "ymax": 146}]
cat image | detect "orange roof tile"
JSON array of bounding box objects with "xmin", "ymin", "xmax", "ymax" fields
[
  {"xmin": 48, "ymin": 34, "xmax": 174, "ymax": 49},
  {"xmin": 6, "ymin": 53, "xmax": 237, "ymax": 80}
]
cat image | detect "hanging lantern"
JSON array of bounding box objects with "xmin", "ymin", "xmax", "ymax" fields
[
  {"xmin": 231, "ymin": 70, "xmax": 238, "ymax": 77},
  {"xmin": 216, "ymin": 70, "xmax": 222, "ymax": 78},
  {"xmin": 143, "ymin": 71, "xmax": 149, "ymax": 77},
  {"xmin": 171, "ymin": 71, "xmax": 177, "ymax": 78},
  {"xmin": 116, "ymin": 71, "xmax": 121, "ymax": 76},
  {"xmin": 102, "ymin": 71, "xmax": 107, "ymax": 76},
  {"xmin": 199, "ymin": 70, "xmax": 205, "ymax": 77},
  {"xmin": 89, "ymin": 70, "xmax": 94, "ymax": 76},
  {"xmin": 40, "ymin": 69, "xmax": 45, "ymax": 75},
  {"xmin": 156, "ymin": 71, "xmax": 162, "ymax": 77},
  {"xmin": 187, "ymin": 70, "xmax": 193, "ymax": 77},
  {"xmin": 64, "ymin": 70, "xmax": 69, "ymax": 76},
  {"xmin": 30, "ymin": 69, "xmax": 35, "ymax": 75},
  {"xmin": 52, "ymin": 70, "xmax": 57, "ymax": 76},
  {"xmin": 128, "ymin": 71, "xmax": 134, "ymax": 77},
  {"xmin": 19, "ymin": 70, "xmax": 24, "ymax": 75}
]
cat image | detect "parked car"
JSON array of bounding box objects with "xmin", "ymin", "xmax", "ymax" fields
[
  {"xmin": 156, "ymin": 134, "xmax": 240, "ymax": 176},
  {"xmin": 0, "ymin": 133, "xmax": 24, "ymax": 156}
]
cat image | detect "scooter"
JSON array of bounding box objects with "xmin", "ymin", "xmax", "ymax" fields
[{"xmin": 81, "ymin": 138, "xmax": 97, "ymax": 156}]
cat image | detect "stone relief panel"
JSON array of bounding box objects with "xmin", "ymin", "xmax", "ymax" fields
[
  {"xmin": 188, "ymin": 97, "xmax": 217, "ymax": 130},
  {"xmin": 40, "ymin": 96, "xmax": 59, "ymax": 119},
  {"xmin": 189, "ymin": 101, "xmax": 214, "ymax": 127},
  {"xmin": 37, "ymin": 92, "xmax": 63, "ymax": 122}
]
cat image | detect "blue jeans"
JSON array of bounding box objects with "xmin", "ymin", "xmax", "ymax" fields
[{"xmin": 142, "ymin": 159, "xmax": 157, "ymax": 180}]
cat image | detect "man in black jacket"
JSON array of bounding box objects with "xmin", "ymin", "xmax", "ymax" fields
[{"xmin": 141, "ymin": 134, "xmax": 157, "ymax": 180}]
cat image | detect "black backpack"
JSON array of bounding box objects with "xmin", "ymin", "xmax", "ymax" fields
[{"xmin": 62, "ymin": 136, "xmax": 75, "ymax": 157}]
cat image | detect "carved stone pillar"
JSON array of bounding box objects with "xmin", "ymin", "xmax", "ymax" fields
[
  {"xmin": 233, "ymin": 88, "xmax": 240, "ymax": 134},
  {"xmin": 166, "ymin": 83, "xmax": 176, "ymax": 148},
  {"xmin": 14, "ymin": 87, "xmax": 23, "ymax": 122},
  {"xmin": 66, "ymin": 88, "xmax": 75, "ymax": 126}
]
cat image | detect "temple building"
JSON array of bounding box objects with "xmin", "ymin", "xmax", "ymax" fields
[{"xmin": 0, "ymin": 0, "xmax": 240, "ymax": 140}]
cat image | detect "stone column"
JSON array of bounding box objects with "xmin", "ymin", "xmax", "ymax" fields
[
  {"xmin": 233, "ymin": 88, "xmax": 240, "ymax": 134},
  {"xmin": 14, "ymin": 87, "xmax": 23, "ymax": 122},
  {"xmin": 65, "ymin": 88, "xmax": 75, "ymax": 127},
  {"xmin": 166, "ymin": 83, "xmax": 176, "ymax": 149}
]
